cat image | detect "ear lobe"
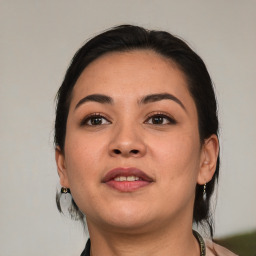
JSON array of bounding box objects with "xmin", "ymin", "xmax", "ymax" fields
[
  {"xmin": 55, "ymin": 147, "xmax": 70, "ymax": 188},
  {"xmin": 197, "ymin": 134, "xmax": 219, "ymax": 185}
]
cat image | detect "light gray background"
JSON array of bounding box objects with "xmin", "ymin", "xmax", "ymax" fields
[{"xmin": 1, "ymin": 1, "xmax": 255, "ymax": 255}]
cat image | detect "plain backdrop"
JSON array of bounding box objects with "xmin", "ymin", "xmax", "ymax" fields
[{"xmin": 1, "ymin": 1, "xmax": 256, "ymax": 255}]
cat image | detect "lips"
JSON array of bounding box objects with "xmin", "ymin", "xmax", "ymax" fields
[{"xmin": 102, "ymin": 167, "xmax": 154, "ymax": 192}]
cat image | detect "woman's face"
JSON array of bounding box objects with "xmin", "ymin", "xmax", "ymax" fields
[{"xmin": 56, "ymin": 50, "xmax": 213, "ymax": 233}]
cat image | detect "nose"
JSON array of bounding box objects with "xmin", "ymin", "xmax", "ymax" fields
[{"xmin": 108, "ymin": 124, "xmax": 147, "ymax": 158}]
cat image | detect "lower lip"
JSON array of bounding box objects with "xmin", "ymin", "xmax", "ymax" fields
[{"xmin": 105, "ymin": 180, "xmax": 151, "ymax": 192}]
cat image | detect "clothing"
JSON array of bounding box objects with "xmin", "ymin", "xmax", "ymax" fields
[
  {"xmin": 205, "ymin": 239, "xmax": 238, "ymax": 256},
  {"xmin": 80, "ymin": 238, "xmax": 238, "ymax": 256},
  {"xmin": 80, "ymin": 240, "xmax": 90, "ymax": 256},
  {"xmin": 80, "ymin": 239, "xmax": 91, "ymax": 256}
]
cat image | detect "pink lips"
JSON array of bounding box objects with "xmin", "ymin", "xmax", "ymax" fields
[{"xmin": 102, "ymin": 167, "xmax": 153, "ymax": 192}]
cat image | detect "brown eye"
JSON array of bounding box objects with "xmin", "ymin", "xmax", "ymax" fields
[
  {"xmin": 90, "ymin": 117, "xmax": 104, "ymax": 125},
  {"xmin": 151, "ymin": 116, "xmax": 164, "ymax": 124},
  {"xmin": 146, "ymin": 114, "xmax": 176, "ymax": 125},
  {"xmin": 81, "ymin": 115, "xmax": 111, "ymax": 126}
]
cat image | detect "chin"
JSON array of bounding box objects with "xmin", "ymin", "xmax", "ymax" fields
[{"xmin": 91, "ymin": 205, "xmax": 156, "ymax": 233}]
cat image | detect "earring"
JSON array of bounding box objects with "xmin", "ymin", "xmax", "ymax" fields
[
  {"xmin": 61, "ymin": 187, "xmax": 71, "ymax": 200},
  {"xmin": 61, "ymin": 187, "xmax": 70, "ymax": 194},
  {"xmin": 203, "ymin": 183, "xmax": 207, "ymax": 200}
]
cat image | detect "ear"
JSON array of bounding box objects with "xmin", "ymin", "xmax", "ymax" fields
[
  {"xmin": 197, "ymin": 134, "xmax": 219, "ymax": 185},
  {"xmin": 55, "ymin": 146, "xmax": 70, "ymax": 188}
]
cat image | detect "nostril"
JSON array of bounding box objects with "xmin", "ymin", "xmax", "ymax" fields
[
  {"xmin": 113, "ymin": 149, "xmax": 121, "ymax": 154},
  {"xmin": 130, "ymin": 149, "xmax": 139, "ymax": 154}
]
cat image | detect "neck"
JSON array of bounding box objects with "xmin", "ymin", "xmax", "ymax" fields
[{"xmin": 86, "ymin": 218, "xmax": 200, "ymax": 256}]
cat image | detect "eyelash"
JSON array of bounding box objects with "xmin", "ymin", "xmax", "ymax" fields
[
  {"xmin": 80, "ymin": 112, "xmax": 177, "ymax": 126},
  {"xmin": 144, "ymin": 112, "xmax": 177, "ymax": 125},
  {"xmin": 80, "ymin": 113, "xmax": 111, "ymax": 126}
]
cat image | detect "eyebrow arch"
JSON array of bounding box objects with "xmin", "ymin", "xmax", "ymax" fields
[
  {"xmin": 75, "ymin": 94, "xmax": 113, "ymax": 110},
  {"xmin": 74, "ymin": 93, "xmax": 186, "ymax": 112},
  {"xmin": 139, "ymin": 93, "xmax": 186, "ymax": 111}
]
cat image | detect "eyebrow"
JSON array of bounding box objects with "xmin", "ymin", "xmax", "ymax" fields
[
  {"xmin": 74, "ymin": 93, "xmax": 186, "ymax": 111},
  {"xmin": 139, "ymin": 93, "xmax": 186, "ymax": 111},
  {"xmin": 75, "ymin": 94, "xmax": 113, "ymax": 110}
]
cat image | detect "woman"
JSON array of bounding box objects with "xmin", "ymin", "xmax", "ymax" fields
[{"xmin": 55, "ymin": 25, "xmax": 237, "ymax": 256}]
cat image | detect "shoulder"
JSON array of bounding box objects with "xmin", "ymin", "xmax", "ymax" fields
[{"xmin": 205, "ymin": 239, "xmax": 238, "ymax": 256}]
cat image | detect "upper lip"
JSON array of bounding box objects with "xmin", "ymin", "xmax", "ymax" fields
[{"xmin": 102, "ymin": 167, "xmax": 154, "ymax": 183}]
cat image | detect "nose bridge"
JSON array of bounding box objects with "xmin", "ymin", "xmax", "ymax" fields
[{"xmin": 109, "ymin": 118, "xmax": 146, "ymax": 157}]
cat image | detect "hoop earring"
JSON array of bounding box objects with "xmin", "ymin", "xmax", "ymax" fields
[{"xmin": 203, "ymin": 183, "xmax": 207, "ymax": 201}]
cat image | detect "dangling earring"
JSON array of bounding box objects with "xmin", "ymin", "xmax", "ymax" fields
[
  {"xmin": 59, "ymin": 187, "xmax": 81, "ymax": 220},
  {"xmin": 203, "ymin": 183, "xmax": 207, "ymax": 201},
  {"xmin": 61, "ymin": 187, "xmax": 70, "ymax": 194},
  {"xmin": 61, "ymin": 187, "xmax": 71, "ymax": 200}
]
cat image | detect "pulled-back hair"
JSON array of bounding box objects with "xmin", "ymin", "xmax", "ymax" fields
[{"xmin": 55, "ymin": 25, "xmax": 219, "ymax": 236}]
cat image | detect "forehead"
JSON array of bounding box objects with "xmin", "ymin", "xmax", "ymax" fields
[{"xmin": 70, "ymin": 50, "xmax": 194, "ymax": 108}]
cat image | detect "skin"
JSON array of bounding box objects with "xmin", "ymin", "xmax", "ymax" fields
[{"xmin": 56, "ymin": 50, "xmax": 219, "ymax": 256}]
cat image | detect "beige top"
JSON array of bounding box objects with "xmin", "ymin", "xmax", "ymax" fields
[{"xmin": 205, "ymin": 239, "xmax": 238, "ymax": 256}]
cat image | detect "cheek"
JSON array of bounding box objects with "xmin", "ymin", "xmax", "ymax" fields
[
  {"xmin": 152, "ymin": 135, "xmax": 201, "ymax": 211},
  {"xmin": 154, "ymin": 133, "xmax": 201, "ymax": 183},
  {"xmin": 63, "ymin": 135, "xmax": 108, "ymax": 214},
  {"xmin": 64, "ymin": 132, "xmax": 107, "ymax": 185}
]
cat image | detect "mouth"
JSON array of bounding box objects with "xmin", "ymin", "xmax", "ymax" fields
[{"xmin": 102, "ymin": 167, "xmax": 154, "ymax": 192}]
